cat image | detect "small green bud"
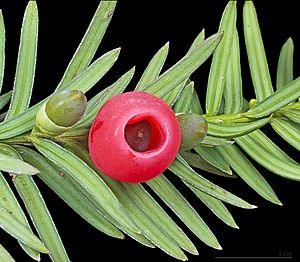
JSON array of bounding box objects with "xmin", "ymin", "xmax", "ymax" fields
[
  {"xmin": 46, "ymin": 90, "xmax": 87, "ymax": 127},
  {"xmin": 177, "ymin": 113, "xmax": 208, "ymax": 151},
  {"xmin": 248, "ymin": 99, "xmax": 257, "ymax": 109},
  {"xmin": 35, "ymin": 90, "xmax": 87, "ymax": 136}
]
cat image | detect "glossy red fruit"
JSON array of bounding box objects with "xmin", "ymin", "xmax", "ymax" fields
[{"xmin": 88, "ymin": 91, "xmax": 181, "ymax": 182}]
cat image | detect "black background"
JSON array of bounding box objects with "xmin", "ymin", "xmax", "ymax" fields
[{"xmin": 0, "ymin": 0, "xmax": 299, "ymax": 261}]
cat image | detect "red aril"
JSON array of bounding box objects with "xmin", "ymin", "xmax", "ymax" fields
[{"xmin": 88, "ymin": 91, "xmax": 181, "ymax": 182}]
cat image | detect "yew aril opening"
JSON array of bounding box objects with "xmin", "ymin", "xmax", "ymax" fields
[{"xmin": 124, "ymin": 115, "xmax": 166, "ymax": 153}]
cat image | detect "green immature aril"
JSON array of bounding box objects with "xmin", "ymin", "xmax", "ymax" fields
[
  {"xmin": 46, "ymin": 90, "xmax": 87, "ymax": 127},
  {"xmin": 35, "ymin": 90, "xmax": 87, "ymax": 136},
  {"xmin": 177, "ymin": 113, "xmax": 208, "ymax": 151}
]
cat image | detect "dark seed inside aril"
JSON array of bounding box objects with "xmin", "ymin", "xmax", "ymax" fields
[{"xmin": 125, "ymin": 120, "xmax": 152, "ymax": 152}]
